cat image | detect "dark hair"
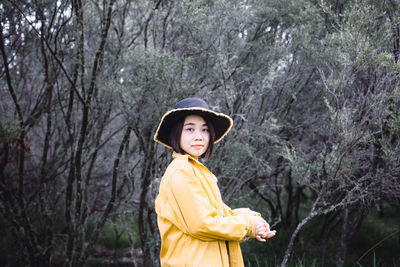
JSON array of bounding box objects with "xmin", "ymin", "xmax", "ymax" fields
[{"xmin": 169, "ymin": 114, "xmax": 215, "ymax": 160}]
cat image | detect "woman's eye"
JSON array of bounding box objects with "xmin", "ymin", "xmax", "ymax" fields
[{"xmin": 202, "ymin": 128, "xmax": 209, "ymax": 132}]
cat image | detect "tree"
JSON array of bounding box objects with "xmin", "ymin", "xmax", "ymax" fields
[
  {"xmin": 1, "ymin": 0, "xmax": 399, "ymax": 266},
  {"xmin": 0, "ymin": 1, "xmax": 131, "ymax": 266}
]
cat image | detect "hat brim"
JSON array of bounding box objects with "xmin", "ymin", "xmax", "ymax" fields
[{"xmin": 154, "ymin": 107, "xmax": 233, "ymax": 149}]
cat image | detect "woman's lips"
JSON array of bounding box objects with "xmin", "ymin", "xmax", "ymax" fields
[{"xmin": 192, "ymin": 145, "xmax": 204, "ymax": 148}]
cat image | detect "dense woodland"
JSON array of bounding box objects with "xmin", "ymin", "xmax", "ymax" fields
[{"xmin": 1, "ymin": 0, "xmax": 399, "ymax": 266}]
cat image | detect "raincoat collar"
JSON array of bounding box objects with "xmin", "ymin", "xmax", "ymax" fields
[
  {"xmin": 172, "ymin": 151, "xmax": 203, "ymax": 165},
  {"xmin": 172, "ymin": 152, "xmax": 218, "ymax": 183}
]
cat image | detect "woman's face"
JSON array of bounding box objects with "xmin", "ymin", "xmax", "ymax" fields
[{"xmin": 180, "ymin": 114, "xmax": 210, "ymax": 160}]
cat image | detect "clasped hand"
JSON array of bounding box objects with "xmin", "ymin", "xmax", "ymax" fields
[{"xmin": 254, "ymin": 217, "xmax": 276, "ymax": 242}]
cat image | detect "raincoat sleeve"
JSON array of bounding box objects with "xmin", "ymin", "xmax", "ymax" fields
[
  {"xmin": 224, "ymin": 204, "xmax": 261, "ymax": 217},
  {"xmin": 169, "ymin": 168, "xmax": 258, "ymax": 241}
]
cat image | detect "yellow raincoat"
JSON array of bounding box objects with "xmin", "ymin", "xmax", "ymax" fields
[{"xmin": 155, "ymin": 152, "xmax": 260, "ymax": 267}]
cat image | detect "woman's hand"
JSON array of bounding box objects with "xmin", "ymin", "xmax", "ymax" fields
[{"xmin": 255, "ymin": 217, "xmax": 276, "ymax": 242}]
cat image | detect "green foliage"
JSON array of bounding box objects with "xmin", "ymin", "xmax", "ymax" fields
[
  {"xmin": 97, "ymin": 221, "xmax": 132, "ymax": 249},
  {"xmin": 0, "ymin": 119, "xmax": 21, "ymax": 143},
  {"xmin": 1, "ymin": 0, "xmax": 399, "ymax": 266},
  {"xmin": 86, "ymin": 215, "xmax": 140, "ymax": 250}
]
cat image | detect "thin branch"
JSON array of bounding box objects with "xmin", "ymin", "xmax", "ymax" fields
[{"xmin": 7, "ymin": 0, "xmax": 86, "ymax": 106}]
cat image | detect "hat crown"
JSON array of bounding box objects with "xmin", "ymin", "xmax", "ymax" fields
[{"xmin": 173, "ymin": 97, "xmax": 209, "ymax": 109}]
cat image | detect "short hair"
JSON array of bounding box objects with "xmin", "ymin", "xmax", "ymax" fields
[{"xmin": 169, "ymin": 114, "xmax": 215, "ymax": 160}]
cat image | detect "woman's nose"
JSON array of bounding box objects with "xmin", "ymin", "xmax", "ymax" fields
[{"xmin": 194, "ymin": 130, "xmax": 203, "ymax": 140}]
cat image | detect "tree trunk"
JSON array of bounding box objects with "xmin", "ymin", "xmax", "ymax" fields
[
  {"xmin": 281, "ymin": 210, "xmax": 318, "ymax": 267},
  {"xmin": 336, "ymin": 207, "xmax": 349, "ymax": 266}
]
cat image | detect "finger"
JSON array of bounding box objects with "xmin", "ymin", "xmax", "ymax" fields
[
  {"xmin": 257, "ymin": 231, "xmax": 267, "ymax": 239},
  {"xmin": 260, "ymin": 231, "xmax": 268, "ymax": 238},
  {"xmin": 260, "ymin": 230, "xmax": 274, "ymax": 239},
  {"xmin": 266, "ymin": 230, "xmax": 277, "ymax": 238},
  {"xmin": 262, "ymin": 229, "xmax": 271, "ymax": 237},
  {"xmin": 266, "ymin": 233, "xmax": 274, "ymax": 238},
  {"xmin": 256, "ymin": 235, "xmax": 266, "ymax": 242}
]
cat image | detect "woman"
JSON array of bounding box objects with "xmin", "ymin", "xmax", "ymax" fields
[{"xmin": 154, "ymin": 98, "xmax": 276, "ymax": 267}]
